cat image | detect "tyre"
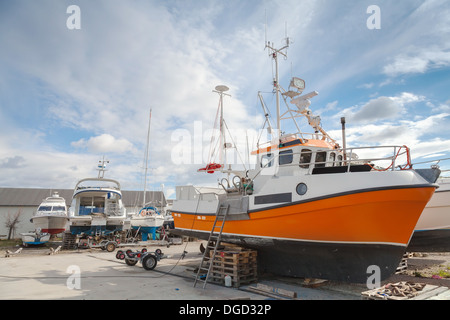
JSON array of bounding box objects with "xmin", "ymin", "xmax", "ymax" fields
[
  {"xmin": 142, "ymin": 254, "xmax": 157, "ymax": 270},
  {"xmin": 116, "ymin": 250, "xmax": 123, "ymax": 259},
  {"xmin": 125, "ymin": 258, "xmax": 138, "ymax": 266},
  {"xmin": 105, "ymin": 242, "xmax": 116, "ymax": 252}
]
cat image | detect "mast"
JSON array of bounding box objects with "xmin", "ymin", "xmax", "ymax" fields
[
  {"xmin": 143, "ymin": 108, "xmax": 152, "ymax": 207},
  {"xmin": 265, "ymin": 36, "xmax": 290, "ymax": 135},
  {"xmin": 97, "ymin": 156, "xmax": 109, "ymax": 178},
  {"xmin": 213, "ymin": 85, "xmax": 230, "ymax": 171}
]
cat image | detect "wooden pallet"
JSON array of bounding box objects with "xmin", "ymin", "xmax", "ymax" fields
[
  {"xmin": 395, "ymin": 253, "xmax": 409, "ymax": 274},
  {"xmin": 208, "ymin": 249, "xmax": 258, "ymax": 288},
  {"xmin": 62, "ymin": 232, "xmax": 77, "ymax": 250}
]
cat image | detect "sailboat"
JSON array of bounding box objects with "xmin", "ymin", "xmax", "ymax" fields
[
  {"xmin": 130, "ymin": 109, "xmax": 165, "ymax": 241},
  {"xmin": 171, "ymin": 36, "xmax": 440, "ymax": 283}
]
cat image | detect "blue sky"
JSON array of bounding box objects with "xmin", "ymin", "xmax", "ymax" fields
[{"xmin": 0, "ymin": 0, "xmax": 449, "ymax": 198}]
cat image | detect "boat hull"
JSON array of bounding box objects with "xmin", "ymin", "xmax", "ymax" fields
[
  {"xmin": 131, "ymin": 216, "xmax": 165, "ymax": 241},
  {"xmin": 21, "ymin": 232, "xmax": 51, "ymax": 246},
  {"xmin": 32, "ymin": 216, "xmax": 68, "ymax": 235},
  {"xmin": 408, "ymin": 186, "xmax": 450, "ymax": 252},
  {"xmin": 172, "ymin": 186, "xmax": 436, "ymax": 283},
  {"xmin": 408, "ymin": 229, "xmax": 450, "ymax": 252}
]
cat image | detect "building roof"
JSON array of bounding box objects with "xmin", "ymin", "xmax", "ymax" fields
[{"xmin": 0, "ymin": 188, "xmax": 166, "ymax": 208}]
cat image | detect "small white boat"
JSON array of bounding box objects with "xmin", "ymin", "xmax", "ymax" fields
[
  {"xmin": 130, "ymin": 206, "xmax": 165, "ymax": 241},
  {"xmin": 21, "ymin": 228, "xmax": 51, "ymax": 246},
  {"xmin": 409, "ymin": 176, "xmax": 450, "ymax": 251},
  {"xmin": 31, "ymin": 192, "xmax": 69, "ymax": 235}
]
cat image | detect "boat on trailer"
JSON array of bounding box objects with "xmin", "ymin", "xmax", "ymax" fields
[
  {"xmin": 31, "ymin": 191, "xmax": 69, "ymax": 235},
  {"xmin": 171, "ymin": 37, "xmax": 440, "ymax": 283},
  {"xmin": 68, "ymin": 159, "xmax": 127, "ymax": 236},
  {"xmin": 129, "ymin": 109, "xmax": 165, "ymax": 241}
]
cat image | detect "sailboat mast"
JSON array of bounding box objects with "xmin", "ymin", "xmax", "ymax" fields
[{"xmin": 143, "ymin": 108, "xmax": 152, "ymax": 207}]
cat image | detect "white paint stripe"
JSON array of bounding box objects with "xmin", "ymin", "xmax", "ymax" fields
[{"xmin": 175, "ymin": 227, "xmax": 407, "ymax": 247}]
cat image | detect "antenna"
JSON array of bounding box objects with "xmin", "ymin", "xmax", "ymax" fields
[
  {"xmin": 264, "ymin": 27, "xmax": 290, "ymax": 134},
  {"xmin": 264, "ymin": 9, "xmax": 268, "ymax": 46},
  {"xmin": 97, "ymin": 156, "xmax": 109, "ymax": 178}
]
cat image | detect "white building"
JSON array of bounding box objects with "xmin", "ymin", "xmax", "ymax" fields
[{"xmin": 0, "ymin": 188, "xmax": 166, "ymax": 239}]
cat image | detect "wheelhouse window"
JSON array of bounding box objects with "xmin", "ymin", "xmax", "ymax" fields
[
  {"xmin": 261, "ymin": 153, "xmax": 274, "ymax": 168},
  {"xmin": 299, "ymin": 149, "xmax": 312, "ymax": 169},
  {"xmin": 279, "ymin": 149, "xmax": 293, "ymax": 165},
  {"xmin": 337, "ymin": 154, "xmax": 343, "ymax": 166},
  {"xmin": 329, "ymin": 152, "xmax": 336, "ymax": 167},
  {"xmin": 315, "ymin": 151, "xmax": 327, "ymax": 168}
]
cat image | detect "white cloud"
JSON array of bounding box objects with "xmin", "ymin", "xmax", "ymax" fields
[
  {"xmin": 341, "ymin": 92, "xmax": 425, "ymax": 124},
  {"xmin": 1, "ymin": 1, "xmax": 450, "ymax": 192},
  {"xmin": 71, "ymin": 134, "xmax": 135, "ymax": 154},
  {"xmin": 383, "ymin": 48, "xmax": 450, "ymax": 77}
]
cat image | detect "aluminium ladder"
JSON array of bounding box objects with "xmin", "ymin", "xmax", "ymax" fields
[{"xmin": 193, "ymin": 204, "xmax": 229, "ymax": 288}]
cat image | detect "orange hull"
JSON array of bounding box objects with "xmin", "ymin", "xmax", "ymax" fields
[{"xmin": 173, "ymin": 187, "xmax": 435, "ymax": 246}]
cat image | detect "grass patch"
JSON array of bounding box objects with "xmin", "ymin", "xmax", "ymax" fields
[{"xmin": 0, "ymin": 239, "xmax": 22, "ymax": 248}]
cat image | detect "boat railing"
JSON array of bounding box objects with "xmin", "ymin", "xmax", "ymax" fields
[
  {"xmin": 245, "ymin": 145, "xmax": 412, "ymax": 193},
  {"xmin": 256, "ymin": 132, "xmax": 338, "ymax": 151}
]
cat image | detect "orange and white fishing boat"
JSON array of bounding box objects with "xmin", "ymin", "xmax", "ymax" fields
[{"xmin": 171, "ymin": 38, "xmax": 439, "ymax": 283}]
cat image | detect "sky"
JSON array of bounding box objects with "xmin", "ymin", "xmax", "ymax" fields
[{"xmin": 0, "ymin": 0, "xmax": 449, "ymax": 199}]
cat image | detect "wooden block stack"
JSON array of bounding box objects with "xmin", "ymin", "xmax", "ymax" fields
[
  {"xmin": 62, "ymin": 232, "xmax": 77, "ymax": 250},
  {"xmin": 209, "ymin": 248, "xmax": 257, "ymax": 288}
]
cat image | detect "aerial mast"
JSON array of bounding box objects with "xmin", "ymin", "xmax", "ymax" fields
[
  {"xmin": 213, "ymin": 85, "xmax": 231, "ymax": 174},
  {"xmin": 265, "ymin": 30, "xmax": 290, "ymax": 136}
]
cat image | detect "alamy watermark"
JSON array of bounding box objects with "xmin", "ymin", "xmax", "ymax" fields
[
  {"xmin": 366, "ymin": 265, "xmax": 381, "ymax": 289},
  {"xmin": 66, "ymin": 5, "xmax": 81, "ymax": 30},
  {"xmin": 66, "ymin": 265, "xmax": 81, "ymax": 290},
  {"xmin": 367, "ymin": 5, "xmax": 381, "ymax": 30}
]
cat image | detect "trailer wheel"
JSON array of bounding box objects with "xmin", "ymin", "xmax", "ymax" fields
[
  {"xmin": 125, "ymin": 258, "xmax": 138, "ymax": 266},
  {"xmin": 142, "ymin": 254, "xmax": 157, "ymax": 270},
  {"xmin": 105, "ymin": 242, "xmax": 116, "ymax": 252}
]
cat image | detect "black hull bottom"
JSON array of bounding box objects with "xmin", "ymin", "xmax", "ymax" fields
[
  {"xmin": 407, "ymin": 229, "xmax": 450, "ymax": 252},
  {"xmin": 172, "ymin": 229, "xmax": 405, "ymax": 283}
]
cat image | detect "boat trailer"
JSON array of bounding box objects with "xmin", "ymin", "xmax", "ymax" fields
[{"xmin": 115, "ymin": 248, "xmax": 165, "ymax": 270}]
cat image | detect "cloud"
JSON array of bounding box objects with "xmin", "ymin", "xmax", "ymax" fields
[
  {"xmin": 1, "ymin": 1, "xmax": 450, "ymax": 192},
  {"xmin": 341, "ymin": 92, "xmax": 425, "ymax": 124},
  {"xmin": 71, "ymin": 134, "xmax": 134, "ymax": 154},
  {"xmin": 0, "ymin": 156, "xmax": 26, "ymax": 169},
  {"xmin": 383, "ymin": 48, "xmax": 450, "ymax": 77},
  {"xmin": 334, "ymin": 113, "xmax": 450, "ymax": 155}
]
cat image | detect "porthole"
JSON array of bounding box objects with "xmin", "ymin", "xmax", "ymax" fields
[{"xmin": 296, "ymin": 183, "xmax": 307, "ymax": 196}]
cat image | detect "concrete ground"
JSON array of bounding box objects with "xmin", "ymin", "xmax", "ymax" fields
[
  {"xmin": 1, "ymin": 240, "xmax": 449, "ymax": 300},
  {"xmin": 0, "ymin": 241, "xmax": 267, "ymax": 300}
]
